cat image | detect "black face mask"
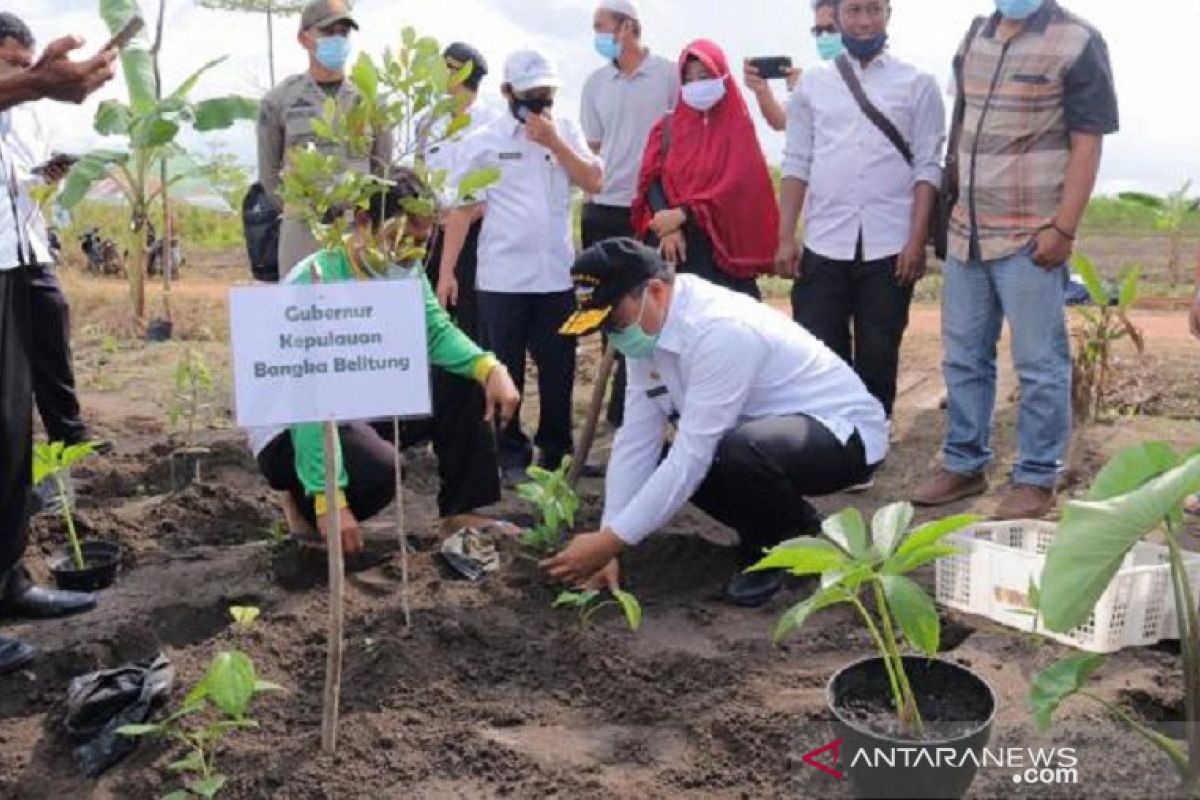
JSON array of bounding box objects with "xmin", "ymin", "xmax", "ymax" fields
[{"xmin": 509, "ymin": 95, "xmax": 554, "ymax": 123}]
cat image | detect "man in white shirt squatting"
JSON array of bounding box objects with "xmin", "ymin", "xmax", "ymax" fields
[
  {"xmin": 543, "ymin": 239, "xmax": 888, "ymax": 607},
  {"xmin": 444, "ymin": 49, "xmax": 604, "ymax": 485}
]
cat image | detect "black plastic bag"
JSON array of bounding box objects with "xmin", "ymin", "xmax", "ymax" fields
[
  {"xmin": 242, "ymin": 182, "xmax": 281, "ymax": 283},
  {"xmin": 65, "ymin": 653, "xmax": 175, "ymax": 778}
]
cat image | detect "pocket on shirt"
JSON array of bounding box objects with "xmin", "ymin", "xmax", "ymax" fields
[{"xmin": 1011, "ymin": 73, "xmax": 1051, "ymax": 85}]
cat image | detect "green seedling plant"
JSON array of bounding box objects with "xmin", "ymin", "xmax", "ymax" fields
[
  {"xmin": 119, "ymin": 606, "xmax": 282, "ymax": 799},
  {"xmin": 553, "ymin": 588, "xmax": 643, "ymax": 632},
  {"xmin": 517, "ymin": 457, "xmax": 580, "ymax": 554},
  {"xmin": 32, "ymin": 441, "xmax": 100, "ymax": 570},
  {"xmin": 169, "ymin": 347, "xmax": 214, "ymax": 447},
  {"xmin": 751, "ymin": 502, "xmax": 977, "ymax": 737},
  {"xmin": 1030, "ymin": 442, "xmax": 1200, "ymax": 797},
  {"xmin": 1069, "ymin": 254, "xmax": 1144, "ymax": 423}
]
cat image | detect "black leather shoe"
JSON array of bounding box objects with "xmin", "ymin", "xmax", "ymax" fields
[
  {"xmin": 724, "ymin": 568, "xmax": 786, "ymax": 608},
  {"xmin": 0, "ymin": 636, "xmax": 36, "ymax": 676},
  {"xmin": 4, "ymin": 585, "xmax": 97, "ymax": 620}
]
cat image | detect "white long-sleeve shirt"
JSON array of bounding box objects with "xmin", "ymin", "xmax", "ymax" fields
[
  {"xmin": 782, "ymin": 53, "xmax": 946, "ymax": 262},
  {"xmin": 0, "ymin": 104, "xmax": 54, "ymax": 270},
  {"xmin": 602, "ymin": 275, "xmax": 888, "ymax": 546}
]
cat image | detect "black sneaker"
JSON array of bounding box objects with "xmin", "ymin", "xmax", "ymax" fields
[{"xmin": 723, "ymin": 568, "xmax": 786, "ymax": 608}]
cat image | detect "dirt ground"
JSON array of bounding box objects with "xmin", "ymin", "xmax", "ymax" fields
[{"xmin": 2, "ymin": 256, "xmax": 1200, "ymax": 799}]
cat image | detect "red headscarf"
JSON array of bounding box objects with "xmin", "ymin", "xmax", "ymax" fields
[{"xmin": 632, "ymin": 39, "xmax": 780, "ymax": 280}]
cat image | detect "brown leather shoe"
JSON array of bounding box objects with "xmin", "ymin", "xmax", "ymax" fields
[
  {"xmin": 912, "ymin": 468, "xmax": 987, "ymax": 507},
  {"xmin": 995, "ymin": 484, "xmax": 1056, "ymax": 520}
]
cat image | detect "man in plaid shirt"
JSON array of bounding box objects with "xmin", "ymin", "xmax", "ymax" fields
[{"xmin": 913, "ymin": 0, "xmax": 1118, "ymax": 519}]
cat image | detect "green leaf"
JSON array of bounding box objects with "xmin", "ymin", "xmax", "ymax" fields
[
  {"xmin": 229, "ymin": 606, "xmax": 260, "ymax": 628},
  {"xmin": 1028, "ymin": 653, "xmax": 1104, "ymax": 730},
  {"xmin": 1117, "ymin": 191, "xmax": 1166, "ymax": 211},
  {"xmin": 1071, "ymin": 253, "xmax": 1108, "ymax": 307},
  {"xmin": 612, "ymin": 589, "xmax": 642, "ymax": 632},
  {"xmin": 116, "ymin": 723, "xmax": 160, "ymax": 737},
  {"xmin": 58, "ymin": 150, "xmax": 129, "ymax": 209},
  {"xmin": 455, "ymin": 166, "xmax": 500, "ymax": 202},
  {"xmin": 162, "ymin": 791, "xmax": 191, "ymax": 800},
  {"xmin": 881, "ymin": 574, "xmax": 940, "ymax": 656},
  {"xmin": 166, "ymin": 57, "xmax": 227, "ymax": 105},
  {"xmin": 1086, "ymin": 441, "xmax": 1180, "ymax": 501},
  {"xmin": 1040, "ymin": 449, "xmax": 1200, "ymax": 633},
  {"xmin": 773, "ymin": 584, "xmax": 852, "ymax": 644},
  {"xmin": 747, "ymin": 537, "xmax": 850, "ymax": 575},
  {"xmin": 253, "ymin": 679, "xmax": 285, "ymax": 694},
  {"xmin": 187, "ymin": 774, "xmax": 228, "ymax": 799},
  {"xmin": 167, "ymin": 752, "xmax": 207, "ymax": 774},
  {"xmin": 1117, "ymin": 265, "xmax": 1141, "ymax": 312},
  {"xmin": 350, "ymin": 53, "xmax": 379, "ymax": 104},
  {"xmin": 895, "ymin": 514, "xmax": 978, "ymax": 557},
  {"xmin": 192, "ymin": 97, "xmax": 259, "ymax": 131},
  {"xmin": 871, "ymin": 502, "xmax": 915, "ymax": 558},
  {"xmin": 553, "ymin": 591, "xmax": 595, "ymax": 609},
  {"xmin": 881, "ymin": 544, "xmax": 963, "ymax": 576},
  {"xmin": 822, "ymin": 507, "xmax": 868, "ymax": 559},
  {"xmin": 95, "ymin": 100, "xmax": 133, "ymax": 136},
  {"xmin": 203, "ymin": 651, "xmax": 257, "ymax": 719},
  {"xmin": 100, "ymin": 0, "xmax": 157, "ymax": 113},
  {"xmin": 60, "ymin": 442, "xmax": 99, "ymax": 470}
]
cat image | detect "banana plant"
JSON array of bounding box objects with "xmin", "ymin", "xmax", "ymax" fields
[
  {"xmin": 1118, "ymin": 180, "xmax": 1199, "ymax": 287},
  {"xmin": 751, "ymin": 503, "xmax": 977, "ymax": 737},
  {"xmin": 58, "ymin": 0, "xmax": 257, "ymax": 322},
  {"xmin": 1031, "ymin": 442, "xmax": 1200, "ymax": 797},
  {"xmin": 1069, "ymin": 253, "xmax": 1144, "ymax": 423}
]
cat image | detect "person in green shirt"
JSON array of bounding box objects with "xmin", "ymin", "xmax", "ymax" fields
[{"xmin": 248, "ymin": 168, "xmax": 521, "ymax": 554}]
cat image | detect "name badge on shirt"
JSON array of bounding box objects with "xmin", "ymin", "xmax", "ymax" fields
[
  {"xmin": 498, "ymin": 151, "xmax": 523, "ymax": 161},
  {"xmin": 646, "ymin": 386, "xmax": 668, "ymax": 399}
]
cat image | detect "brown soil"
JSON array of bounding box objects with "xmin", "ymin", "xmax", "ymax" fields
[{"xmin": 2, "ymin": 268, "xmax": 1200, "ymax": 799}]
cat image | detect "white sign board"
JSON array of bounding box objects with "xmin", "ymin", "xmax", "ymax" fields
[{"xmin": 229, "ymin": 280, "xmax": 431, "ymax": 427}]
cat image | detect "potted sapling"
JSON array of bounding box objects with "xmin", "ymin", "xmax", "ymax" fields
[
  {"xmin": 34, "ymin": 441, "xmax": 121, "ymax": 591},
  {"xmin": 168, "ymin": 347, "xmax": 214, "ymax": 491},
  {"xmin": 751, "ymin": 503, "xmax": 995, "ymax": 799},
  {"xmin": 1030, "ymin": 442, "xmax": 1200, "ymax": 797}
]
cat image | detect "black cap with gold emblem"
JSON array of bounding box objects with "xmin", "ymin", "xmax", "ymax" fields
[{"xmin": 560, "ymin": 237, "xmax": 666, "ymax": 337}]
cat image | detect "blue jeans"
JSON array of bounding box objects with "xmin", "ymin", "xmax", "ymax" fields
[{"xmin": 940, "ymin": 248, "xmax": 1071, "ymax": 487}]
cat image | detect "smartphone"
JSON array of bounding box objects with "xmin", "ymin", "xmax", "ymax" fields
[
  {"xmin": 747, "ymin": 56, "xmax": 794, "ymax": 81},
  {"xmin": 31, "ymin": 153, "xmax": 80, "ymax": 177},
  {"xmin": 99, "ymin": 16, "xmax": 145, "ymax": 55}
]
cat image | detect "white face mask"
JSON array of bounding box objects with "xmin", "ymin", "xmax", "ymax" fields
[{"xmin": 681, "ymin": 77, "xmax": 727, "ymax": 112}]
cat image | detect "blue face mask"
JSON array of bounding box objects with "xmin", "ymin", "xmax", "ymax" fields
[
  {"xmin": 842, "ymin": 32, "xmax": 888, "ymax": 61},
  {"xmin": 815, "ymin": 32, "xmax": 847, "ymax": 61},
  {"xmin": 995, "ymin": 0, "xmax": 1045, "ymax": 19},
  {"xmin": 315, "ymin": 35, "xmax": 352, "ymax": 71},
  {"xmin": 609, "ymin": 294, "xmax": 659, "ymax": 360},
  {"xmin": 595, "ymin": 33, "xmax": 621, "ymax": 60}
]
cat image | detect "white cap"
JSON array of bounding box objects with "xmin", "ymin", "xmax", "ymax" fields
[
  {"xmin": 597, "ymin": 0, "xmax": 639, "ymax": 20},
  {"xmin": 503, "ymin": 49, "xmax": 563, "ymax": 92}
]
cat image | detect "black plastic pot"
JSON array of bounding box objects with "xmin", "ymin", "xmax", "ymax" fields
[
  {"xmin": 48, "ymin": 541, "xmax": 121, "ymax": 591},
  {"xmin": 169, "ymin": 447, "xmax": 210, "ymax": 492},
  {"xmin": 145, "ymin": 318, "xmax": 173, "ymax": 342},
  {"xmin": 827, "ymin": 655, "xmax": 996, "ymax": 800}
]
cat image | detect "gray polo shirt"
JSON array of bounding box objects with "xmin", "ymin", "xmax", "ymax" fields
[{"xmin": 580, "ymin": 52, "xmax": 678, "ymax": 208}]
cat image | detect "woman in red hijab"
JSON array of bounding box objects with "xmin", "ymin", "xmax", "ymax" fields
[{"xmin": 631, "ymin": 39, "xmax": 780, "ymax": 299}]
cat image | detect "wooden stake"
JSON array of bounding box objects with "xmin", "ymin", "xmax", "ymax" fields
[
  {"xmin": 568, "ymin": 343, "xmax": 617, "ymax": 488},
  {"xmin": 391, "ymin": 418, "xmax": 411, "ymax": 629},
  {"xmin": 320, "ymin": 420, "xmax": 345, "ymax": 754}
]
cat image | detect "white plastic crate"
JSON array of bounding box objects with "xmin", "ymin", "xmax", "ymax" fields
[{"xmin": 934, "ymin": 520, "xmax": 1200, "ymax": 654}]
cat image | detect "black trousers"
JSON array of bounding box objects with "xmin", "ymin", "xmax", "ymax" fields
[
  {"xmin": 0, "ymin": 269, "xmax": 33, "ymax": 596},
  {"xmin": 426, "ymin": 219, "xmax": 484, "ymax": 344},
  {"xmin": 476, "ymin": 290, "xmax": 576, "ymax": 471},
  {"xmin": 790, "ymin": 246, "xmax": 913, "ymax": 417},
  {"xmin": 29, "ymin": 265, "xmax": 87, "ymax": 444},
  {"xmin": 648, "ymin": 224, "xmax": 761, "ymax": 300},
  {"xmin": 581, "ymin": 203, "xmax": 634, "ymax": 428},
  {"xmin": 257, "ymin": 368, "xmax": 501, "ymax": 523},
  {"xmin": 689, "ymin": 414, "xmax": 872, "ymax": 563}
]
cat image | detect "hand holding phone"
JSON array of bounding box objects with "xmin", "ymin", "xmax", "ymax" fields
[
  {"xmin": 32, "ymin": 153, "xmax": 80, "ymax": 182},
  {"xmin": 747, "ymin": 56, "xmax": 794, "ymax": 81},
  {"xmin": 99, "ymin": 16, "xmax": 144, "ymax": 56}
]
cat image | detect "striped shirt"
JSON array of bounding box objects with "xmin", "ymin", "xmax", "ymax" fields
[{"xmin": 949, "ymin": 2, "xmax": 1119, "ymax": 263}]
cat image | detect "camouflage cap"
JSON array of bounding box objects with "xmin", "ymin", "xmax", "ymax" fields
[{"xmin": 300, "ymin": 0, "xmax": 358, "ymax": 33}]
